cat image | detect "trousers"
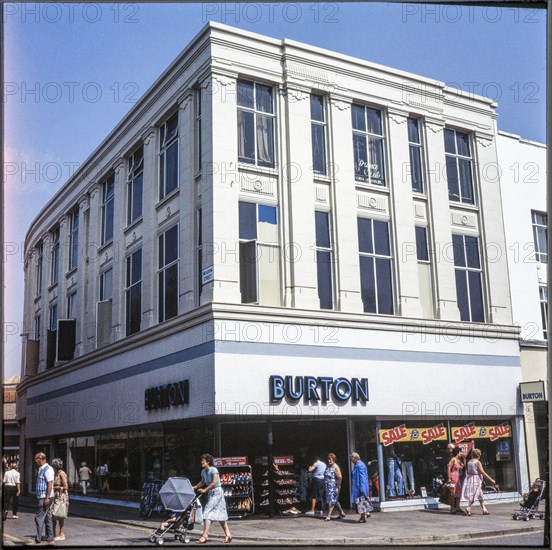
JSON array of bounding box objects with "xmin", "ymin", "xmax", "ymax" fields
[
  {"xmin": 401, "ymin": 461, "xmax": 415, "ymax": 493},
  {"xmin": 386, "ymin": 457, "xmax": 405, "ymax": 497},
  {"xmin": 3, "ymin": 486, "xmax": 19, "ymax": 516},
  {"xmin": 35, "ymin": 498, "xmax": 53, "ymax": 543}
]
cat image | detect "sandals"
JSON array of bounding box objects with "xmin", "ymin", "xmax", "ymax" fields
[
  {"xmin": 483, "ymin": 510, "xmax": 490, "ymax": 515},
  {"xmin": 224, "ymin": 535, "xmax": 233, "ymax": 544},
  {"xmin": 340, "ymin": 512, "xmax": 346, "ymax": 518},
  {"xmin": 324, "ymin": 517, "xmax": 331, "ymax": 522},
  {"xmin": 196, "ymin": 536, "xmax": 209, "ymax": 544},
  {"xmin": 464, "ymin": 509, "xmax": 472, "ymax": 517},
  {"xmin": 356, "ymin": 517, "xmax": 366, "ymax": 523}
]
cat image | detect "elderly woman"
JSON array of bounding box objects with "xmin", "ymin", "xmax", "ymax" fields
[
  {"xmin": 51, "ymin": 458, "xmax": 69, "ymax": 541},
  {"xmin": 461, "ymin": 449, "xmax": 495, "ymax": 516},
  {"xmin": 192, "ymin": 454, "xmax": 233, "ymax": 544},
  {"xmin": 324, "ymin": 453, "xmax": 346, "ymax": 521},
  {"xmin": 350, "ymin": 452, "xmax": 373, "ymax": 523}
]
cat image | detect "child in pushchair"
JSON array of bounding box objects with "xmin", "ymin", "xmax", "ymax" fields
[{"xmin": 513, "ymin": 479, "xmax": 546, "ymax": 521}]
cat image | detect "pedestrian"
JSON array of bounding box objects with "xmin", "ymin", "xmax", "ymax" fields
[
  {"xmin": 350, "ymin": 452, "xmax": 373, "ymax": 523},
  {"xmin": 2, "ymin": 462, "xmax": 21, "ymax": 519},
  {"xmin": 33, "ymin": 452, "xmax": 55, "ymax": 544},
  {"xmin": 305, "ymin": 455, "xmax": 326, "ymax": 515},
  {"xmin": 51, "ymin": 458, "xmax": 69, "ymax": 541},
  {"xmin": 447, "ymin": 447, "xmax": 464, "ymax": 514},
  {"xmin": 461, "ymin": 449, "xmax": 495, "ymax": 516},
  {"xmin": 192, "ymin": 454, "xmax": 232, "ymax": 544},
  {"xmin": 79, "ymin": 462, "xmax": 92, "ymax": 495},
  {"xmin": 323, "ymin": 453, "xmax": 346, "ymax": 521},
  {"xmin": 97, "ymin": 460, "xmax": 110, "ymax": 492}
]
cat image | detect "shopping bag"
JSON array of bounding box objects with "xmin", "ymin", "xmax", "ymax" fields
[
  {"xmin": 355, "ymin": 494, "xmax": 373, "ymax": 514},
  {"xmin": 52, "ymin": 495, "xmax": 69, "ymax": 519},
  {"xmin": 438, "ymin": 483, "xmax": 454, "ymax": 506}
]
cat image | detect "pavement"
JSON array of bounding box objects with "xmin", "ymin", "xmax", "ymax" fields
[{"xmin": 15, "ymin": 495, "xmax": 546, "ymax": 546}]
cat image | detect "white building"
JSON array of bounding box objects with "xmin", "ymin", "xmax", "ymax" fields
[{"xmin": 18, "ymin": 22, "xmax": 527, "ymax": 511}]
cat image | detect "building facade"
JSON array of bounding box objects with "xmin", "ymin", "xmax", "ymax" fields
[
  {"xmin": 3, "ymin": 376, "xmax": 21, "ymax": 465},
  {"xmin": 18, "ymin": 23, "xmax": 527, "ymax": 510}
]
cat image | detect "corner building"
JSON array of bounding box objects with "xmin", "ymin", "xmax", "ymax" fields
[{"xmin": 19, "ymin": 23, "xmax": 528, "ymax": 511}]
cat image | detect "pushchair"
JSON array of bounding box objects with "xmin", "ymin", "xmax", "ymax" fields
[
  {"xmin": 148, "ymin": 477, "xmax": 201, "ymax": 545},
  {"xmin": 513, "ymin": 479, "xmax": 546, "ymax": 521}
]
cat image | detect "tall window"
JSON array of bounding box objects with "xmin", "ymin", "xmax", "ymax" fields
[
  {"xmin": 532, "ymin": 210, "xmax": 548, "ymax": 263},
  {"xmin": 67, "ymin": 292, "xmax": 77, "ymax": 319},
  {"xmin": 125, "ymin": 249, "xmax": 142, "ymax": 336},
  {"xmin": 408, "ymin": 118, "xmax": 424, "ymax": 193},
  {"xmin": 34, "ymin": 315, "xmax": 41, "ymax": 341},
  {"xmin": 315, "ymin": 211, "xmax": 333, "ymax": 309},
  {"xmin": 452, "ymin": 234, "xmax": 484, "ymax": 322},
  {"xmin": 444, "ymin": 129, "xmax": 474, "ymax": 204},
  {"xmin": 99, "ymin": 268, "xmax": 113, "ymax": 301},
  {"xmin": 158, "ymin": 225, "xmax": 179, "ymax": 322},
  {"xmin": 127, "ymin": 146, "xmax": 144, "ymax": 225},
  {"xmin": 311, "ymin": 94, "xmax": 327, "ymax": 175},
  {"xmin": 68, "ymin": 209, "xmax": 79, "ymax": 271},
  {"xmin": 51, "ymin": 227, "xmax": 60, "ymax": 285},
  {"xmin": 159, "ymin": 112, "xmax": 179, "ymax": 200},
  {"xmin": 36, "ymin": 241, "xmax": 43, "ymax": 297},
  {"xmin": 357, "ymin": 218, "xmax": 393, "ymax": 314},
  {"xmin": 415, "ymin": 226, "xmax": 434, "ymax": 318},
  {"xmin": 237, "ymin": 80, "xmax": 275, "ymax": 168},
  {"xmin": 196, "ymin": 208, "xmax": 203, "ymax": 305},
  {"xmin": 539, "ymin": 285, "xmax": 548, "ymax": 340},
  {"xmin": 239, "ymin": 202, "xmax": 280, "ymax": 305},
  {"xmin": 101, "ymin": 174, "xmax": 115, "ymax": 245},
  {"xmin": 49, "ymin": 303, "xmax": 58, "ymax": 331},
  {"xmin": 352, "ymin": 105, "xmax": 386, "ymax": 185},
  {"xmin": 195, "ymin": 87, "xmax": 202, "ymax": 172}
]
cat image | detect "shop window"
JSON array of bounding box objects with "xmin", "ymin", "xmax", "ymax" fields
[
  {"xmin": 408, "ymin": 118, "xmax": 424, "ymax": 193},
  {"xmin": 159, "ymin": 112, "xmax": 179, "ymax": 200},
  {"xmin": 416, "ymin": 226, "xmax": 434, "ymax": 318},
  {"xmin": 310, "ymin": 94, "xmax": 327, "ymax": 175},
  {"xmin": 36, "ymin": 241, "xmax": 43, "ymax": 297},
  {"xmin": 101, "ymin": 174, "xmax": 115, "ymax": 245},
  {"xmin": 239, "ymin": 201, "xmax": 280, "ymax": 306},
  {"xmin": 539, "ymin": 285, "xmax": 548, "ymax": 340},
  {"xmin": 158, "ymin": 224, "xmax": 179, "ymax": 322},
  {"xmin": 237, "ymin": 80, "xmax": 275, "ymax": 168},
  {"xmin": 452, "ymin": 234, "xmax": 484, "ymax": 322},
  {"xmin": 51, "ymin": 227, "xmax": 60, "ymax": 286},
  {"xmin": 68, "ymin": 209, "xmax": 79, "ymax": 271},
  {"xmin": 531, "ymin": 210, "xmax": 547, "ymax": 264},
  {"xmin": 315, "ymin": 211, "xmax": 334, "ymax": 309},
  {"xmin": 444, "ymin": 129, "xmax": 474, "ymax": 205},
  {"xmin": 127, "ymin": 146, "xmax": 144, "ymax": 225},
  {"xmin": 352, "ymin": 104, "xmax": 386, "ymax": 186},
  {"xmin": 125, "ymin": 249, "xmax": 142, "ymax": 336},
  {"xmin": 357, "ymin": 217, "xmax": 394, "ymax": 314}
]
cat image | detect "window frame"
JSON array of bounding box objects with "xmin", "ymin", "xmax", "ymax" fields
[
  {"xmin": 67, "ymin": 292, "xmax": 77, "ymax": 320},
  {"xmin": 34, "ymin": 314, "xmax": 41, "ymax": 341},
  {"xmin": 531, "ymin": 210, "xmax": 548, "ymax": 264},
  {"xmin": 68, "ymin": 209, "xmax": 79, "ymax": 271},
  {"xmin": 196, "ymin": 207, "xmax": 203, "ymax": 306},
  {"xmin": 315, "ymin": 210, "xmax": 334, "ymax": 309},
  {"xmin": 125, "ymin": 248, "xmax": 143, "ymax": 336},
  {"xmin": 49, "ymin": 303, "xmax": 58, "ymax": 331},
  {"xmin": 195, "ymin": 86, "xmax": 202, "ymax": 172},
  {"xmin": 408, "ymin": 117, "xmax": 424, "ymax": 194},
  {"xmin": 101, "ymin": 174, "xmax": 115, "ymax": 245},
  {"xmin": 127, "ymin": 146, "xmax": 144, "ymax": 225},
  {"xmin": 50, "ymin": 227, "xmax": 60, "ymax": 286},
  {"xmin": 158, "ymin": 224, "xmax": 179, "ymax": 323},
  {"xmin": 99, "ymin": 268, "xmax": 113, "ymax": 302},
  {"xmin": 444, "ymin": 128, "xmax": 475, "ymax": 205},
  {"xmin": 310, "ymin": 94, "xmax": 328, "ymax": 176},
  {"xmin": 159, "ymin": 111, "xmax": 179, "ymax": 200},
  {"xmin": 36, "ymin": 241, "xmax": 43, "ymax": 297},
  {"xmin": 539, "ymin": 285, "xmax": 548, "ymax": 340}
]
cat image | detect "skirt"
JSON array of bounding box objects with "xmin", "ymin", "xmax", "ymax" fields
[{"xmin": 203, "ymin": 486, "xmax": 228, "ymax": 521}]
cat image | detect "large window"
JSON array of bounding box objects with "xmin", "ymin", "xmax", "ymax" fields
[
  {"xmin": 100, "ymin": 268, "xmax": 113, "ymax": 302},
  {"xmin": 159, "ymin": 112, "xmax": 179, "ymax": 200},
  {"xmin": 98, "ymin": 268, "xmax": 113, "ymax": 348},
  {"xmin": 101, "ymin": 175, "xmax": 115, "ymax": 245},
  {"xmin": 416, "ymin": 226, "xmax": 434, "ymax": 318},
  {"xmin": 352, "ymin": 105, "xmax": 386, "ymax": 185},
  {"xmin": 358, "ymin": 218, "xmax": 393, "ymax": 314},
  {"xmin": 127, "ymin": 147, "xmax": 144, "ymax": 225},
  {"xmin": 51, "ymin": 227, "xmax": 60, "ymax": 285},
  {"xmin": 36, "ymin": 241, "xmax": 43, "ymax": 297},
  {"xmin": 315, "ymin": 211, "xmax": 333, "ymax": 309},
  {"xmin": 158, "ymin": 225, "xmax": 179, "ymax": 322},
  {"xmin": 125, "ymin": 249, "xmax": 142, "ymax": 336},
  {"xmin": 49, "ymin": 303, "xmax": 58, "ymax": 331},
  {"xmin": 408, "ymin": 118, "xmax": 424, "ymax": 193},
  {"xmin": 452, "ymin": 234, "xmax": 484, "ymax": 322},
  {"xmin": 68, "ymin": 209, "xmax": 79, "ymax": 271},
  {"xmin": 239, "ymin": 202, "xmax": 280, "ymax": 305},
  {"xmin": 34, "ymin": 314, "xmax": 41, "ymax": 341},
  {"xmin": 67, "ymin": 292, "xmax": 77, "ymax": 319},
  {"xmin": 531, "ymin": 210, "xmax": 548, "ymax": 263},
  {"xmin": 539, "ymin": 285, "xmax": 548, "ymax": 340},
  {"xmin": 444, "ymin": 129, "xmax": 474, "ymax": 204},
  {"xmin": 311, "ymin": 94, "xmax": 327, "ymax": 175},
  {"xmin": 237, "ymin": 80, "xmax": 275, "ymax": 168}
]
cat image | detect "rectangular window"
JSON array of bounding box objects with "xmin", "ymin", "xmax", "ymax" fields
[
  {"xmin": 99, "ymin": 268, "xmax": 113, "ymax": 301},
  {"xmin": 452, "ymin": 234, "xmax": 484, "ymax": 322},
  {"xmin": 415, "ymin": 226, "xmax": 434, "ymax": 318},
  {"xmin": 67, "ymin": 292, "xmax": 77, "ymax": 319},
  {"xmin": 127, "ymin": 146, "xmax": 144, "ymax": 225},
  {"xmin": 195, "ymin": 87, "xmax": 202, "ymax": 172},
  {"xmin": 532, "ymin": 210, "xmax": 548, "ymax": 263},
  {"xmin": 36, "ymin": 241, "xmax": 43, "ymax": 297},
  {"xmin": 125, "ymin": 249, "xmax": 142, "ymax": 336},
  {"xmin": 310, "ymin": 94, "xmax": 327, "ymax": 175},
  {"xmin": 357, "ymin": 218, "xmax": 394, "ymax": 314},
  {"xmin": 444, "ymin": 129, "xmax": 474, "ymax": 204},
  {"xmin": 196, "ymin": 208, "xmax": 203, "ymax": 305},
  {"xmin": 68, "ymin": 209, "xmax": 79, "ymax": 271},
  {"xmin": 51, "ymin": 227, "xmax": 60, "ymax": 285},
  {"xmin": 539, "ymin": 285, "xmax": 548, "ymax": 340},
  {"xmin": 158, "ymin": 225, "xmax": 179, "ymax": 322},
  {"xmin": 239, "ymin": 201, "xmax": 280, "ymax": 305},
  {"xmin": 237, "ymin": 80, "xmax": 275, "ymax": 168},
  {"xmin": 408, "ymin": 118, "xmax": 424, "ymax": 193},
  {"xmin": 101, "ymin": 174, "xmax": 115, "ymax": 245},
  {"xmin": 159, "ymin": 112, "xmax": 179, "ymax": 200},
  {"xmin": 49, "ymin": 303, "xmax": 58, "ymax": 331},
  {"xmin": 34, "ymin": 315, "xmax": 41, "ymax": 341},
  {"xmin": 352, "ymin": 105, "xmax": 386, "ymax": 185},
  {"xmin": 315, "ymin": 211, "xmax": 333, "ymax": 309}
]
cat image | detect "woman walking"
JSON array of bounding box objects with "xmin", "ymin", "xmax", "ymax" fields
[
  {"xmin": 51, "ymin": 458, "xmax": 69, "ymax": 541},
  {"xmin": 350, "ymin": 452, "xmax": 373, "ymax": 523},
  {"xmin": 323, "ymin": 453, "xmax": 346, "ymax": 521},
  {"xmin": 192, "ymin": 454, "xmax": 233, "ymax": 544},
  {"xmin": 447, "ymin": 447, "xmax": 464, "ymax": 514},
  {"xmin": 461, "ymin": 449, "xmax": 495, "ymax": 516}
]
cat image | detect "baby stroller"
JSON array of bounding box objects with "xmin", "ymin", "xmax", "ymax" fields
[
  {"xmin": 148, "ymin": 477, "xmax": 201, "ymax": 545},
  {"xmin": 513, "ymin": 479, "xmax": 546, "ymax": 521}
]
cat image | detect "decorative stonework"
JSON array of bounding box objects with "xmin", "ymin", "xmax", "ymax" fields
[
  {"xmin": 414, "ymin": 203, "xmax": 426, "ymax": 220},
  {"xmin": 331, "ymin": 97, "xmax": 351, "ymax": 112},
  {"xmin": 141, "ymin": 127, "xmax": 156, "ymax": 147},
  {"xmin": 314, "ymin": 184, "xmax": 329, "ymax": 204},
  {"xmin": 475, "ymin": 135, "xmax": 494, "ymax": 148},
  {"xmin": 426, "ymin": 120, "xmax": 444, "ymax": 134},
  {"xmin": 357, "ymin": 191, "xmax": 388, "ymax": 214},
  {"xmin": 240, "ymin": 176, "xmax": 274, "ymax": 196},
  {"xmin": 112, "ymin": 157, "xmax": 126, "ymax": 174},
  {"xmin": 387, "ymin": 109, "xmax": 408, "ymax": 125},
  {"xmin": 78, "ymin": 195, "xmax": 89, "ymax": 211},
  {"xmin": 282, "ymin": 85, "xmax": 309, "ymax": 103},
  {"xmin": 451, "ymin": 212, "xmax": 477, "ymax": 229},
  {"xmin": 88, "ymin": 183, "xmax": 100, "ymax": 200},
  {"xmin": 285, "ymin": 62, "xmax": 331, "ymax": 84}
]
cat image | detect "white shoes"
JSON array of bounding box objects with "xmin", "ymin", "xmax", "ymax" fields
[{"xmin": 54, "ymin": 535, "xmax": 65, "ymax": 541}]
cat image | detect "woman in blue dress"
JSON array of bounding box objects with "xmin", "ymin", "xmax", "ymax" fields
[
  {"xmin": 193, "ymin": 454, "xmax": 233, "ymax": 544},
  {"xmin": 323, "ymin": 453, "xmax": 346, "ymax": 521},
  {"xmin": 350, "ymin": 452, "xmax": 373, "ymax": 523}
]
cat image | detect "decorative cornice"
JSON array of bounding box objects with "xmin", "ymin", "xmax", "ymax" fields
[
  {"xmin": 281, "ymin": 83, "xmax": 310, "ymax": 103},
  {"xmin": 88, "ymin": 183, "xmax": 100, "ymax": 200},
  {"xmin": 78, "ymin": 194, "xmax": 89, "ymax": 211},
  {"xmin": 111, "ymin": 157, "xmax": 126, "ymax": 174},
  {"xmin": 330, "ymin": 94, "xmax": 352, "ymax": 112},
  {"xmin": 141, "ymin": 126, "xmax": 156, "ymax": 147},
  {"xmin": 388, "ymin": 108, "xmax": 409, "ymax": 125}
]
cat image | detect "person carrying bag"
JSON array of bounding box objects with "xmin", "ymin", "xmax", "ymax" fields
[{"xmin": 51, "ymin": 458, "xmax": 69, "ymax": 541}]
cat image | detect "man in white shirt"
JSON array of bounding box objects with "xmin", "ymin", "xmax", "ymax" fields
[
  {"xmin": 33, "ymin": 452, "xmax": 55, "ymax": 544},
  {"xmin": 2, "ymin": 462, "xmax": 21, "ymax": 519},
  {"xmin": 306, "ymin": 456, "xmax": 327, "ymax": 515}
]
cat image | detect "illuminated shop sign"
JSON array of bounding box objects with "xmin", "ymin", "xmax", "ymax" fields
[
  {"xmin": 451, "ymin": 422, "xmax": 511, "ymax": 442},
  {"xmin": 269, "ymin": 376, "xmax": 369, "ymax": 403},
  {"xmin": 145, "ymin": 380, "xmax": 189, "ymax": 411},
  {"xmin": 379, "ymin": 423, "xmax": 448, "ymax": 446}
]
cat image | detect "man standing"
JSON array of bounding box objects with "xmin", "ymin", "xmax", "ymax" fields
[
  {"xmin": 34, "ymin": 452, "xmax": 54, "ymax": 544},
  {"xmin": 78, "ymin": 462, "xmax": 92, "ymax": 495},
  {"xmin": 3, "ymin": 462, "xmax": 21, "ymax": 519},
  {"xmin": 305, "ymin": 456, "xmax": 326, "ymax": 515}
]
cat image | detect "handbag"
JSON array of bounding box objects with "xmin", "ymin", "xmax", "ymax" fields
[
  {"xmin": 438, "ymin": 483, "xmax": 455, "ymax": 506},
  {"xmin": 52, "ymin": 493, "xmax": 69, "ymax": 519},
  {"xmin": 355, "ymin": 494, "xmax": 373, "ymax": 514}
]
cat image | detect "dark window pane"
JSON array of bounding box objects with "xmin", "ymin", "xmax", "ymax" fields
[
  {"xmin": 165, "ymin": 264, "xmax": 178, "ymax": 320},
  {"xmin": 415, "ymin": 227, "xmax": 429, "ymax": 261},
  {"xmin": 367, "ymin": 108, "xmax": 382, "ymax": 135},
  {"xmin": 464, "ymin": 236, "xmax": 480, "ymax": 269},
  {"xmin": 256, "ymin": 114, "xmax": 274, "ymax": 167},
  {"xmin": 409, "ymin": 145, "xmax": 423, "ymax": 193},
  {"xmin": 127, "ymin": 283, "xmax": 141, "ymax": 335},
  {"xmin": 165, "ymin": 141, "xmax": 178, "ymax": 195},
  {"xmin": 104, "ymin": 199, "xmax": 114, "ymax": 242},
  {"xmin": 452, "ymin": 234, "xmax": 465, "ymax": 267},
  {"xmin": 158, "ymin": 234, "xmax": 164, "ymax": 269},
  {"xmin": 132, "ymin": 173, "xmax": 143, "ymax": 220},
  {"xmin": 311, "ymin": 124, "xmax": 326, "ymax": 174},
  {"xmin": 167, "ymin": 113, "xmax": 178, "ymax": 140},
  {"xmin": 407, "ymin": 118, "xmax": 420, "ymax": 143},
  {"xmin": 459, "ymin": 158, "xmax": 473, "ymax": 204},
  {"xmin": 258, "ymin": 204, "xmax": 277, "ymax": 225},
  {"xmin": 353, "ymin": 134, "xmax": 368, "ymax": 180},
  {"xmin": 468, "ymin": 271, "xmax": 484, "ymax": 322},
  {"xmin": 455, "ymin": 270, "xmax": 469, "ymax": 321},
  {"xmin": 444, "ymin": 129, "xmax": 456, "ymax": 153},
  {"xmin": 315, "ymin": 211, "xmax": 331, "ymax": 248},
  {"xmin": 310, "ymin": 94, "xmax": 324, "ymax": 122},
  {"xmin": 357, "ymin": 218, "xmax": 373, "ymax": 254},
  {"xmin": 237, "ymin": 80, "xmax": 254, "ymax": 108},
  {"xmin": 368, "ymin": 138, "xmax": 385, "ymax": 184},
  {"xmin": 256, "ymin": 84, "xmax": 273, "ymax": 114},
  {"xmin": 165, "ymin": 225, "xmax": 179, "ymax": 265},
  {"xmin": 131, "ymin": 249, "xmax": 142, "ymax": 284},
  {"xmin": 446, "ymin": 156, "xmax": 460, "ymax": 202},
  {"xmin": 237, "ymin": 110, "xmax": 255, "ymax": 163},
  {"xmin": 239, "ymin": 202, "xmax": 257, "ymax": 240},
  {"xmin": 239, "ymin": 241, "xmax": 257, "ymax": 303},
  {"xmin": 374, "ymin": 220, "xmax": 390, "ymax": 256},
  {"xmin": 352, "ymin": 105, "xmax": 366, "ymax": 131},
  {"xmin": 158, "ymin": 271, "xmax": 164, "ymax": 322},
  {"xmin": 376, "ymin": 258, "xmax": 393, "ymax": 315},
  {"xmin": 317, "ymin": 250, "xmax": 333, "ymax": 309},
  {"xmin": 359, "ymin": 256, "xmax": 376, "ymax": 313},
  {"xmin": 456, "ymin": 132, "xmax": 470, "ymax": 156}
]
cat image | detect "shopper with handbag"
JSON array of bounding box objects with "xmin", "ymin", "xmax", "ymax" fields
[
  {"xmin": 447, "ymin": 447, "xmax": 464, "ymax": 514},
  {"xmin": 350, "ymin": 452, "xmax": 373, "ymax": 523},
  {"xmin": 51, "ymin": 458, "xmax": 69, "ymax": 541}
]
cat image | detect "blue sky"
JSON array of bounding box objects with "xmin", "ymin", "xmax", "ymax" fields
[{"xmin": 3, "ymin": 3, "xmax": 546, "ymax": 377}]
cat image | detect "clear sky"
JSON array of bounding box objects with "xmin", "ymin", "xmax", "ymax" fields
[{"xmin": 3, "ymin": 2, "xmax": 547, "ymax": 378}]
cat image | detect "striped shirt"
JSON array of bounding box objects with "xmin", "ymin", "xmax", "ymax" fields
[{"xmin": 36, "ymin": 464, "xmax": 54, "ymax": 499}]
